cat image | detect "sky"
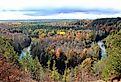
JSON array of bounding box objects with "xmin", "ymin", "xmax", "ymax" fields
[{"xmin": 0, "ymin": 0, "xmax": 121, "ymax": 20}]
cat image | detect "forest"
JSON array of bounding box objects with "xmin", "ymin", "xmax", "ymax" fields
[{"xmin": 0, "ymin": 18, "xmax": 121, "ymax": 82}]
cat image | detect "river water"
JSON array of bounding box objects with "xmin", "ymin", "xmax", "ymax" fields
[
  {"xmin": 19, "ymin": 44, "xmax": 31, "ymax": 59},
  {"xmin": 97, "ymin": 41, "xmax": 107, "ymax": 59},
  {"xmin": 19, "ymin": 41, "xmax": 107, "ymax": 60}
]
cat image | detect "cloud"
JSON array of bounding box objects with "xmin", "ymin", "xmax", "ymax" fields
[
  {"xmin": 0, "ymin": 11, "xmax": 121, "ymax": 20},
  {"xmin": 1, "ymin": 8, "xmax": 120, "ymax": 16},
  {"xmin": 0, "ymin": 0, "xmax": 121, "ymax": 19},
  {"xmin": 23, "ymin": 8, "xmax": 120, "ymax": 16}
]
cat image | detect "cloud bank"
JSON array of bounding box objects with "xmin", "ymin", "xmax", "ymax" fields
[{"xmin": 0, "ymin": 0, "xmax": 121, "ymax": 19}]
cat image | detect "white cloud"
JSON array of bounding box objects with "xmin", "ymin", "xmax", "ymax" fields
[
  {"xmin": 0, "ymin": 11, "xmax": 121, "ymax": 20},
  {"xmin": 0, "ymin": 0, "xmax": 121, "ymax": 19}
]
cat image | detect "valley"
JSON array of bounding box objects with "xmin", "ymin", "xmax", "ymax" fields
[{"xmin": 0, "ymin": 18, "xmax": 121, "ymax": 82}]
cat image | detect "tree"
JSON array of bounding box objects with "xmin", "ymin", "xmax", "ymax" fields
[
  {"xmin": 19, "ymin": 52, "xmax": 45, "ymax": 81},
  {"xmin": 0, "ymin": 36, "xmax": 18, "ymax": 62},
  {"xmin": 102, "ymin": 49, "xmax": 121, "ymax": 80},
  {"xmin": 101, "ymin": 30, "xmax": 121, "ymax": 80}
]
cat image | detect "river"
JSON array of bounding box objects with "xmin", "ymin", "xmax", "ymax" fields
[
  {"xmin": 97, "ymin": 41, "xmax": 107, "ymax": 59},
  {"xmin": 19, "ymin": 44, "xmax": 31, "ymax": 59}
]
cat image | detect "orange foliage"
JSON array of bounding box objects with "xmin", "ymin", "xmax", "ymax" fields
[
  {"xmin": 0, "ymin": 54, "xmax": 36, "ymax": 82},
  {"xmin": 55, "ymin": 48, "xmax": 61, "ymax": 58}
]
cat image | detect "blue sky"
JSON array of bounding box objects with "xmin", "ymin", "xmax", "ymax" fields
[{"xmin": 0, "ymin": 0, "xmax": 121, "ymax": 20}]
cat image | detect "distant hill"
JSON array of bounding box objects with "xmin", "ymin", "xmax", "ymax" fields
[{"xmin": 89, "ymin": 17, "xmax": 121, "ymax": 27}]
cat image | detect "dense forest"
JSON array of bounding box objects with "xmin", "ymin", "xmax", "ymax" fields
[{"xmin": 0, "ymin": 18, "xmax": 121, "ymax": 82}]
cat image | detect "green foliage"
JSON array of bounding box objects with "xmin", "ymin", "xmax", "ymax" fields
[
  {"xmin": 102, "ymin": 50, "xmax": 121, "ymax": 80},
  {"xmin": 0, "ymin": 36, "xmax": 18, "ymax": 62},
  {"xmin": 81, "ymin": 58, "xmax": 93, "ymax": 72},
  {"xmin": 62, "ymin": 68, "xmax": 70, "ymax": 82},
  {"xmin": 92, "ymin": 60, "xmax": 106, "ymax": 77},
  {"xmin": 19, "ymin": 52, "xmax": 45, "ymax": 81},
  {"xmin": 101, "ymin": 30, "xmax": 121, "ymax": 80},
  {"xmin": 51, "ymin": 60, "xmax": 61, "ymax": 81},
  {"xmin": 91, "ymin": 43, "xmax": 100, "ymax": 59}
]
